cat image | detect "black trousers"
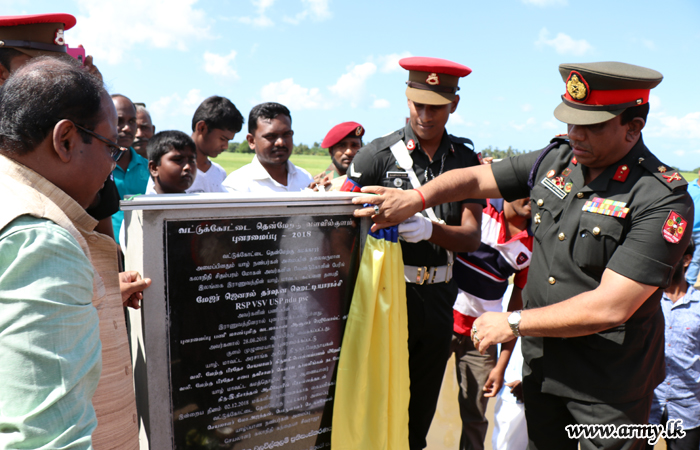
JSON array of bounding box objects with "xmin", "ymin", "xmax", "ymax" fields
[
  {"xmin": 648, "ymin": 409, "xmax": 700, "ymax": 450},
  {"xmin": 406, "ymin": 281, "xmax": 457, "ymax": 450},
  {"xmin": 523, "ymin": 360, "xmax": 653, "ymax": 450}
]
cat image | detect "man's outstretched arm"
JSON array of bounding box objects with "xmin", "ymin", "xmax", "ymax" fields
[{"xmin": 352, "ymin": 163, "xmax": 502, "ymax": 230}]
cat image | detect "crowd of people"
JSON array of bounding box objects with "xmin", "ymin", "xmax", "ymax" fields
[{"xmin": 0, "ymin": 11, "xmax": 698, "ymax": 450}]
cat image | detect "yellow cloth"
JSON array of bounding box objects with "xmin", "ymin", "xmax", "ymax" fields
[{"xmin": 331, "ymin": 227, "xmax": 410, "ymax": 450}]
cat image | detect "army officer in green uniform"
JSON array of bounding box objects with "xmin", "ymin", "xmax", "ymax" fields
[
  {"xmin": 342, "ymin": 56, "xmax": 484, "ymax": 450},
  {"xmin": 353, "ymin": 61, "xmax": 693, "ymax": 450}
]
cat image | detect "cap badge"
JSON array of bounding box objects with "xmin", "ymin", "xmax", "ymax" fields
[
  {"xmin": 355, "ymin": 126, "xmax": 363, "ymax": 136},
  {"xmin": 426, "ymin": 73, "xmax": 440, "ymax": 86},
  {"xmin": 566, "ymin": 72, "xmax": 588, "ymax": 101},
  {"xmin": 406, "ymin": 139, "xmax": 415, "ymax": 151},
  {"xmin": 662, "ymin": 211, "xmax": 687, "ymax": 244},
  {"xmin": 54, "ymin": 29, "xmax": 65, "ymax": 46}
]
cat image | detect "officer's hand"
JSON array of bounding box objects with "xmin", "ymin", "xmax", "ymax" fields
[
  {"xmin": 352, "ymin": 186, "xmax": 423, "ymax": 231},
  {"xmin": 483, "ymin": 366, "xmax": 505, "ymax": 398},
  {"xmin": 119, "ymin": 271, "xmax": 152, "ymax": 309},
  {"xmin": 471, "ymin": 312, "xmax": 515, "ymax": 354},
  {"xmin": 398, "ymin": 213, "xmax": 433, "ymax": 243},
  {"xmin": 79, "ymin": 45, "xmax": 103, "ymax": 82},
  {"xmin": 506, "ymin": 380, "xmax": 524, "ymax": 402}
]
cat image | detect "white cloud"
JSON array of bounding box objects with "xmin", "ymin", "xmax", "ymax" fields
[
  {"xmin": 238, "ymin": 0, "xmax": 275, "ymax": 27},
  {"xmin": 521, "ymin": 0, "xmax": 567, "ymax": 6},
  {"xmin": 376, "ymin": 52, "xmax": 412, "ymax": 73},
  {"xmin": 70, "ymin": 0, "xmax": 212, "ymax": 65},
  {"xmin": 150, "ymin": 88, "xmax": 206, "ymax": 119},
  {"xmin": 646, "ymin": 111, "xmax": 700, "ymax": 139},
  {"xmin": 284, "ymin": 0, "xmax": 332, "ymax": 24},
  {"xmin": 260, "ymin": 78, "xmax": 329, "ymax": 110},
  {"xmin": 541, "ymin": 120, "xmax": 561, "ymax": 130},
  {"xmin": 449, "ymin": 112, "xmax": 474, "ymax": 127},
  {"xmin": 535, "ymin": 28, "xmax": 593, "ymax": 56},
  {"xmin": 521, "ymin": 104, "xmax": 533, "ymax": 112},
  {"xmin": 203, "ymin": 50, "xmax": 239, "ymax": 78},
  {"xmin": 329, "ymin": 62, "xmax": 377, "ymax": 107},
  {"xmin": 642, "ymin": 39, "xmax": 656, "ymax": 51},
  {"xmin": 510, "ymin": 117, "xmax": 537, "ymax": 131},
  {"xmin": 372, "ymin": 99, "xmax": 391, "ymax": 109}
]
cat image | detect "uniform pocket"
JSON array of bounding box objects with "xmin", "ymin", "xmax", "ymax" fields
[{"xmin": 573, "ymin": 213, "xmax": 625, "ymax": 277}]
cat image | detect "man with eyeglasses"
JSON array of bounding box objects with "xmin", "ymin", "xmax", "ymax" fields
[
  {"xmin": 0, "ymin": 57, "xmax": 143, "ymax": 449},
  {"xmin": 0, "ymin": 14, "xmax": 121, "ymax": 241}
]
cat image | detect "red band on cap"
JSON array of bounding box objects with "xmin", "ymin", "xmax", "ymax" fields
[{"xmin": 564, "ymin": 88, "xmax": 649, "ymax": 108}]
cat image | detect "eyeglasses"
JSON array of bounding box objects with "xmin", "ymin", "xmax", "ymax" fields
[{"xmin": 70, "ymin": 121, "xmax": 126, "ymax": 162}]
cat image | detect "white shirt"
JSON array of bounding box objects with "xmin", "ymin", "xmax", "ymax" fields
[
  {"xmin": 145, "ymin": 160, "xmax": 228, "ymax": 194},
  {"xmin": 222, "ymin": 155, "xmax": 313, "ymax": 193}
]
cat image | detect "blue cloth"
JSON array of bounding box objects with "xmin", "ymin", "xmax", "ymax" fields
[
  {"xmin": 111, "ymin": 147, "xmax": 149, "ymax": 244},
  {"xmin": 650, "ymin": 285, "xmax": 700, "ymax": 429},
  {"xmin": 687, "ymin": 179, "xmax": 700, "ymax": 233}
]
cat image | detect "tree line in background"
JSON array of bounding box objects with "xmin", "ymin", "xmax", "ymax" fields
[
  {"xmin": 225, "ymin": 142, "xmax": 531, "ymax": 158},
  {"xmin": 227, "ymin": 141, "xmax": 328, "ymax": 155},
  {"xmin": 223, "ymin": 142, "xmax": 694, "ymax": 173}
]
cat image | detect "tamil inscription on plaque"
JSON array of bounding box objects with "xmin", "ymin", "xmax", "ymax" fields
[{"xmin": 164, "ymin": 214, "xmax": 361, "ymax": 449}]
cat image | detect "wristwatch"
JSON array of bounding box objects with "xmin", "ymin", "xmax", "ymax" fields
[{"xmin": 507, "ymin": 310, "xmax": 522, "ymax": 337}]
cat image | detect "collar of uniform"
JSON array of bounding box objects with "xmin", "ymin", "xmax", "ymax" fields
[
  {"xmin": 403, "ymin": 122, "xmax": 453, "ymax": 161},
  {"xmin": 0, "ymin": 153, "xmax": 98, "ymax": 232},
  {"xmin": 575, "ymin": 136, "xmax": 648, "ymax": 194},
  {"xmin": 249, "ymin": 155, "xmax": 297, "ymax": 180}
]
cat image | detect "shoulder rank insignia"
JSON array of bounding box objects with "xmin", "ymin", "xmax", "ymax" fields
[
  {"xmin": 662, "ymin": 211, "xmax": 687, "ymax": 244},
  {"xmin": 613, "ymin": 165, "xmax": 630, "ymax": 182},
  {"xmin": 582, "ymin": 198, "xmax": 629, "ymax": 218},
  {"xmin": 658, "ymin": 166, "xmax": 667, "ymax": 173},
  {"xmin": 663, "ymin": 173, "xmax": 683, "ymax": 183}
]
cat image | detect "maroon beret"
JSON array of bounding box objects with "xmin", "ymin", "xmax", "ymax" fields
[{"xmin": 322, "ymin": 122, "xmax": 365, "ymax": 149}]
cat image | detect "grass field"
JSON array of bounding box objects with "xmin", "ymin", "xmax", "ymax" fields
[
  {"xmin": 215, "ymin": 152, "xmax": 329, "ymax": 176},
  {"xmin": 214, "ymin": 152, "xmax": 699, "ymax": 184}
]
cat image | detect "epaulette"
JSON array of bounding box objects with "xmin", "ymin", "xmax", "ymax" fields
[
  {"xmin": 527, "ymin": 137, "xmax": 568, "ymax": 189},
  {"xmin": 550, "ymin": 134, "xmax": 569, "ymax": 145},
  {"xmin": 448, "ymin": 134, "xmax": 474, "ymax": 151},
  {"xmin": 637, "ymin": 154, "xmax": 688, "ymax": 191},
  {"xmin": 370, "ymin": 129, "xmax": 404, "ymax": 152}
]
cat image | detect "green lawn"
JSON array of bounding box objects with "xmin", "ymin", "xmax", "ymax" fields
[
  {"xmin": 214, "ymin": 152, "xmax": 330, "ymax": 176},
  {"xmin": 214, "ymin": 152, "xmax": 699, "ymax": 184}
]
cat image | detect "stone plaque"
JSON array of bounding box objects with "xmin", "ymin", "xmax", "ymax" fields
[{"xmin": 163, "ymin": 214, "xmax": 361, "ymax": 449}]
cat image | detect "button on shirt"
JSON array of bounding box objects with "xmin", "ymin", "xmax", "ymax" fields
[
  {"xmin": 222, "ymin": 155, "xmax": 313, "ymax": 193},
  {"xmin": 112, "ymin": 147, "xmax": 149, "ymax": 244},
  {"xmin": 650, "ymin": 286, "xmax": 700, "ymax": 429}
]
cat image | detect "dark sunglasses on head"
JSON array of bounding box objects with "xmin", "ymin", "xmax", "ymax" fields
[{"xmin": 69, "ymin": 121, "xmax": 126, "ymax": 162}]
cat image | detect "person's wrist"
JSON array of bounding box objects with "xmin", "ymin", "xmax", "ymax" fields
[{"xmin": 413, "ymin": 189, "xmax": 426, "ymax": 211}]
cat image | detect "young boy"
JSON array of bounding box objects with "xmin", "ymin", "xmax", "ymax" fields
[{"xmin": 147, "ymin": 131, "xmax": 197, "ymax": 194}]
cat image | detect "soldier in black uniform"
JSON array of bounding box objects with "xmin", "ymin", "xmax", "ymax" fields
[
  {"xmin": 342, "ymin": 56, "xmax": 484, "ymax": 450},
  {"xmin": 353, "ymin": 61, "xmax": 693, "ymax": 450}
]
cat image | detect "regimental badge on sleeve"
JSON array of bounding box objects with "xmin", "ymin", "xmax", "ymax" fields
[{"xmin": 662, "ymin": 211, "xmax": 687, "ymax": 244}]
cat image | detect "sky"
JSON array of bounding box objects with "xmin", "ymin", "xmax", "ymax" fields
[{"xmin": 5, "ymin": 0, "xmax": 700, "ymax": 169}]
